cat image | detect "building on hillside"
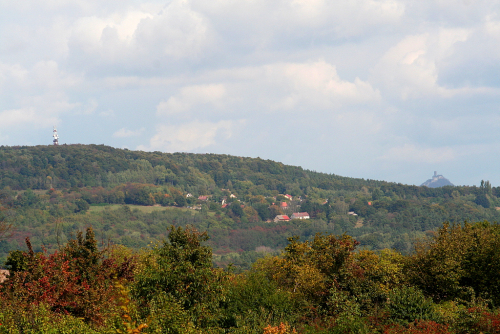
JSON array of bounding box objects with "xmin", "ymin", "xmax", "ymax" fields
[
  {"xmin": 284, "ymin": 194, "xmax": 293, "ymax": 200},
  {"xmin": 291, "ymin": 212, "xmax": 310, "ymax": 220},
  {"xmin": 274, "ymin": 215, "xmax": 290, "ymax": 223},
  {"xmin": 186, "ymin": 193, "xmax": 193, "ymax": 198},
  {"xmin": 348, "ymin": 211, "xmax": 358, "ymax": 216},
  {"xmin": 280, "ymin": 202, "xmax": 288, "ymax": 209},
  {"xmin": 198, "ymin": 195, "xmax": 209, "ymax": 201}
]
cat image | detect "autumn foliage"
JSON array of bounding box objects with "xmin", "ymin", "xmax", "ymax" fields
[
  {"xmin": 1, "ymin": 222, "xmax": 500, "ymax": 333},
  {"xmin": 0, "ymin": 227, "xmax": 135, "ymax": 324}
]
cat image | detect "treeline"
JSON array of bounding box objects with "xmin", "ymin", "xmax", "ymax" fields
[
  {"xmin": 1, "ymin": 222, "xmax": 500, "ymax": 333},
  {"xmin": 2, "ymin": 144, "xmax": 499, "ymax": 199},
  {"xmin": 2, "ymin": 144, "xmax": 500, "ymax": 272},
  {"xmin": 2, "ymin": 181, "xmax": 500, "ymax": 267}
]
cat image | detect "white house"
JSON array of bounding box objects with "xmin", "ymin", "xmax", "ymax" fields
[{"xmin": 291, "ymin": 212, "xmax": 310, "ymax": 220}]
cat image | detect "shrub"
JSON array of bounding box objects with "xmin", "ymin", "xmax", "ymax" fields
[
  {"xmin": 387, "ymin": 286, "xmax": 437, "ymax": 326},
  {"xmin": 132, "ymin": 226, "xmax": 229, "ymax": 330},
  {"xmin": 0, "ymin": 228, "xmax": 135, "ymax": 325}
]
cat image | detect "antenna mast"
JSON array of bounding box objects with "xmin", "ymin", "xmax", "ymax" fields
[{"xmin": 53, "ymin": 126, "xmax": 59, "ymax": 146}]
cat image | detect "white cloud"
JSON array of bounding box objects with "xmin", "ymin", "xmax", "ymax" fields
[
  {"xmin": 2, "ymin": 0, "xmax": 500, "ymax": 185},
  {"xmin": 269, "ymin": 61, "xmax": 380, "ymax": 110},
  {"xmin": 0, "ymin": 60, "xmax": 80, "ymax": 92},
  {"xmin": 157, "ymin": 60, "xmax": 380, "ymax": 119},
  {"xmin": 0, "ymin": 107, "xmax": 59, "ymax": 129},
  {"xmin": 157, "ymin": 84, "xmax": 226, "ymax": 116},
  {"xmin": 197, "ymin": 0, "xmax": 404, "ymax": 40},
  {"xmin": 371, "ymin": 28, "xmax": 470, "ymax": 99},
  {"xmin": 113, "ymin": 127, "xmax": 144, "ymax": 138},
  {"xmin": 139, "ymin": 120, "xmax": 239, "ymax": 152},
  {"xmin": 65, "ymin": 0, "xmax": 215, "ymax": 67}
]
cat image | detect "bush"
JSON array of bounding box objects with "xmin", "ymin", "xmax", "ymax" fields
[
  {"xmin": 387, "ymin": 286, "xmax": 437, "ymax": 325},
  {"xmin": 0, "ymin": 228, "xmax": 135, "ymax": 325}
]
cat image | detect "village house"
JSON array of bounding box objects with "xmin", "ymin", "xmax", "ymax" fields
[
  {"xmin": 274, "ymin": 215, "xmax": 290, "ymax": 223},
  {"xmin": 291, "ymin": 212, "xmax": 310, "ymax": 220}
]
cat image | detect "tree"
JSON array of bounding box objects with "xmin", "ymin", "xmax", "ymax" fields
[
  {"xmin": 133, "ymin": 226, "xmax": 228, "ymax": 329},
  {"xmin": 406, "ymin": 221, "xmax": 500, "ymax": 304},
  {"xmin": 1, "ymin": 228, "xmax": 135, "ymax": 324},
  {"xmin": 0, "ymin": 188, "xmax": 14, "ymax": 240},
  {"xmin": 474, "ymin": 194, "xmax": 490, "ymax": 208},
  {"xmin": 174, "ymin": 194, "xmax": 186, "ymax": 207}
]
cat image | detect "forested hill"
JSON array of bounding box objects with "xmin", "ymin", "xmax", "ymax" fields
[
  {"xmin": 0, "ymin": 144, "xmax": 379, "ymax": 192},
  {"xmin": 2, "ymin": 144, "xmax": 500, "ymax": 268},
  {"xmin": 0, "ymin": 144, "xmax": 484, "ymax": 198}
]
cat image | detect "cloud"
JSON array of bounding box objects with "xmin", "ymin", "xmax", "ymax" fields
[
  {"xmin": 197, "ymin": 0, "xmax": 404, "ymax": 42},
  {"xmin": 113, "ymin": 127, "xmax": 144, "ymax": 138},
  {"xmin": 268, "ymin": 61, "xmax": 380, "ymax": 110},
  {"xmin": 371, "ymin": 28, "xmax": 470, "ymax": 99},
  {"xmin": 139, "ymin": 120, "xmax": 240, "ymax": 152},
  {"xmin": 156, "ymin": 60, "xmax": 380, "ymax": 120},
  {"xmin": 0, "ymin": 61, "xmax": 80, "ymax": 129},
  {"xmin": 156, "ymin": 84, "xmax": 226, "ymax": 116},
  {"xmin": 2, "ymin": 0, "xmax": 500, "ymax": 185},
  {"xmin": 65, "ymin": 0, "xmax": 216, "ymax": 71},
  {"xmin": 0, "ymin": 107, "xmax": 59, "ymax": 129}
]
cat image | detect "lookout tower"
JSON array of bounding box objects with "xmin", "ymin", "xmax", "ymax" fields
[{"xmin": 53, "ymin": 126, "xmax": 59, "ymax": 146}]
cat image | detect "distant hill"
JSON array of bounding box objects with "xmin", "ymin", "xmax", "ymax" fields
[
  {"xmin": 2, "ymin": 144, "xmax": 500, "ymax": 268},
  {"xmin": 421, "ymin": 171, "xmax": 454, "ymax": 188}
]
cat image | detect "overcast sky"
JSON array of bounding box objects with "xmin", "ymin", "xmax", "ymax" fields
[{"xmin": 1, "ymin": 0, "xmax": 500, "ymax": 186}]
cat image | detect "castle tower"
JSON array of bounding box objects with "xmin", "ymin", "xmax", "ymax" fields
[{"xmin": 53, "ymin": 126, "xmax": 59, "ymax": 146}]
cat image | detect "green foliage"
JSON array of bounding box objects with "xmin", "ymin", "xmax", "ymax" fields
[
  {"xmin": 387, "ymin": 286, "xmax": 437, "ymax": 325},
  {"xmin": 0, "ymin": 302, "xmax": 102, "ymax": 333},
  {"xmin": 3, "ymin": 145, "xmax": 500, "ymax": 333},
  {"xmin": 223, "ymin": 270, "xmax": 296, "ymax": 331},
  {"xmin": 133, "ymin": 226, "xmax": 228, "ymax": 329},
  {"xmin": 474, "ymin": 194, "xmax": 490, "ymax": 208},
  {"xmin": 4, "ymin": 250, "xmax": 28, "ymax": 272},
  {"xmin": 406, "ymin": 221, "xmax": 500, "ymax": 304}
]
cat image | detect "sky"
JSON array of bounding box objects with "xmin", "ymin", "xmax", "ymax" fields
[{"xmin": 1, "ymin": 0, "xmax": 500, "ymax": 187}]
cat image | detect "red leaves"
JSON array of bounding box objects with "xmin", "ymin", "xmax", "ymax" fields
[
  {"xmin": 384, "ymin": 320, "xmax": 451, "ymax": 334},
  {"xmin": 0, "ymin": 228, "xmax": 135, "ymax": 324}
]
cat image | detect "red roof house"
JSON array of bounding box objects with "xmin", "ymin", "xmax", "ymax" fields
[{"xmin": 274, "ymin": 215, "xmax": 290, "ymax": 222}]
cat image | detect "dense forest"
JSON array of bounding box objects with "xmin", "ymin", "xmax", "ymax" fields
[
  {"xmin": 1, "ymin": 144, "xmax": 499, "ymax": 266},
  {"xmin": 1, "ymin": 223, "xmax": 500, "ymax": 333},
  {"xmin": 1, "ymin": 144, "xmax": 500, "ymax": 333}
]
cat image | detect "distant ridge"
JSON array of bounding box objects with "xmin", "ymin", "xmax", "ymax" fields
[{"xmin": 421, "ymin": 171, "xmax": 454, "ymax": 188}]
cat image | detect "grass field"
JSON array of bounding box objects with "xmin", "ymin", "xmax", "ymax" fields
[{"xmin": 88, "ymin": 204, "xmax": 193, "ymax": 214}]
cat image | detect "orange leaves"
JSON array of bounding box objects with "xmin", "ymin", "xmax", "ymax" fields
[{"xmin": 263, "ymin": 322, "xmax": 297, "ymax": 334}]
